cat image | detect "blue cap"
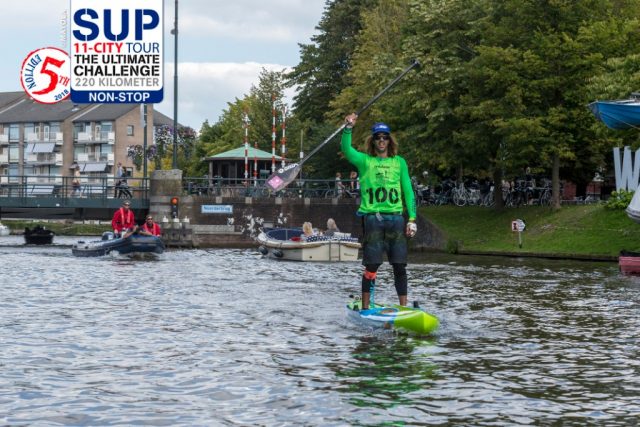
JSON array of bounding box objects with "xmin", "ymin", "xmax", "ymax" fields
[{"xmin": 371, "ymin": 122, "xmax": 391, "ymax": 135}]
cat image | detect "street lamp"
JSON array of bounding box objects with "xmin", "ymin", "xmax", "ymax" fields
[{"xmin": 171, "ymin": 0, "xmax": 178, "ymax": 169}]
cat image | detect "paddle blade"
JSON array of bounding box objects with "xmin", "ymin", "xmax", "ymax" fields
[{"xmin": 265, "ymin": 163, "xmax": 301, "ymax": 192}]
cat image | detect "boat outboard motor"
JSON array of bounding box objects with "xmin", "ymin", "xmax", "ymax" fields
[{"xmin": 102, "ymin": 231, "xmax": 115, "ymax": 241}]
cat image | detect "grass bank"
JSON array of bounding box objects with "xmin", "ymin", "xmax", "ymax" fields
[
  {"xmin": 420, "ymin": 204, "xmax": 638, "ymax": 259},
  {"xmin": 1, "ymin": 220, "xmax": 108, "ymax": 236}
]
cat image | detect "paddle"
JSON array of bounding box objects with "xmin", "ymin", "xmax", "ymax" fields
[{"xmin": 265, "ymin": 59, "xmax": 421, "ymax": 192}]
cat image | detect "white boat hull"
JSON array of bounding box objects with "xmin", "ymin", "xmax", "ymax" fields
[{"xmin": 256, "ymin": 231, "xmax": 361, "ymax": 262}]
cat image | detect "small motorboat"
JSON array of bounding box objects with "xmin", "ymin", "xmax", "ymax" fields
[
  {"xmin": 256, "ymin": 228, "xmax": 361, "ymax": 262},
  {"xmin": 0, "ymin": 222, "xmax": 10, "ymax": 236},
  {"xmin": 24, "ymin": 225, "xmax": 55, "ymax": 245},
  {"xmin": 619, "ymin": 250, "xmax": 640, "ymax": 275},
  {"xmin": 72, "ymin": 232, "xmax": 165, "ymax": 257}
]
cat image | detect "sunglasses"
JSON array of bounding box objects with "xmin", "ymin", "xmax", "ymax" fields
[{"xmin": 374, "ymin": 134, "xmax": 390, "ymax": 141}]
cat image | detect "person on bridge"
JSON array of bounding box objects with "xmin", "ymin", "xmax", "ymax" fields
[
  {"xmin": 341, "ymin": 113, "xmax": 417, "ymax": 310},
  {"xmin": 72, "ymin": 166, "xmax": 81, "ymax": 196},
  {"xmin": 139, "ymin": 215, "xmax": 162, "ymax": 237},
  {"xmin": 111, "ymin": 200, "xmax": 137, "ymax": 238}
]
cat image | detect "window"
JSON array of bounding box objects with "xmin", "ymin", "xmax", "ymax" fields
[
  {"xmin": 24, "ymin": 123, "xmax": 38, "ymax": 141},
  {"xmin": 9, "ymin": 124, "xmax": 19, "ymax": 142},
  {"xmin": 127, "ymin": 125, "xmax": 134, "ymax": 136},
  {"xmin": 73, "ymin": 123, "xmax": 89, "ymax": 140},
  {"xmin": 9, "ymin": 144, "xmax": 18, "ymax": 161}
]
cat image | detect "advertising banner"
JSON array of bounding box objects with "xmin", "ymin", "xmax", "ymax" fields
[{"xmin": 70, "ymin": 0, "xmax": 163, "ymax": 103}]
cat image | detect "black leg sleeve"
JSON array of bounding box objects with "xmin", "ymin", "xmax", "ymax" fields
[{"xmin": 392, "ymin": 263, "xmax": 408, "ymax": 296}]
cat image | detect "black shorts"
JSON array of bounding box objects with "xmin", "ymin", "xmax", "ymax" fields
[{"xmin": 362, "ymin": 213, "xmax": 408, "ymax": 265}]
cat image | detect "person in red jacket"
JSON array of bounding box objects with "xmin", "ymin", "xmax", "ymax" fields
[
  {"xmin": 111, "ymin": 200, "xmax": 137, "ymax": 237},
  {"xmin": 139, "ymin": 215, "xmax": 162, "ymax": 236}
]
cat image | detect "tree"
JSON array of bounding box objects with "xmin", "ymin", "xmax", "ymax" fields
[
  {"xmin": 197, "ymin": 69, "xmax": 303, "ymax": 174},
  {"xmin": 153, "ymin": 124, "xmax": 197, "ymax": 171},
  {"xmin": 401, "ymin": 0, "xmax": 640, "ymax": 209},
  {"xmin": 287, "ymin": 0, "xmax": 377, "ymax": 123}
]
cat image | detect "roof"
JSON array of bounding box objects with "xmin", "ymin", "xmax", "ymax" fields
[
  {"xmin": 0, "ymin": 92, "xmax": 25, "ymax": 109},
  {"xmin": 72, "ymin": 103, "xmax": 138, "ymax": 122},
  {"xmin": 153, "ymin": 109, "xmax": 175, "ymax": 126},
  {"xmin": 0, "ymin": 91, "xmax": 178, "ymax": 126},
  {"xmin": 0, "ymin": 96, "xmax": 89, "ymax": 123},
  {"xmin": 204, "ymin": 146, "xmax": 287, "ymax": 161}
]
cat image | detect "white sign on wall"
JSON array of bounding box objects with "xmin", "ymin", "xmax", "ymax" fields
[
  {"xmin": 70, "ymin": 0, "xmax": 163, "ymax": 103},
  {"xmin": 201, "ymin": 205, "xmax": 234, "ymax": 214}
]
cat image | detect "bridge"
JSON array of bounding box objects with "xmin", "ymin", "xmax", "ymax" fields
[{"xmin": 0, "ymin": 175, "xmax": 355, "ymax": 220}]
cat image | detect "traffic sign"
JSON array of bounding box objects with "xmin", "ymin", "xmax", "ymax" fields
[{"xmin": 511, "ymin": 219, "xmax": 526, "ymax": 232}]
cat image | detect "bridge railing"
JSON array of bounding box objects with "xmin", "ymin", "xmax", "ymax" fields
[
  {"xmin": 182, "ymin": 176, "xmax": 360, "ymax": 199},
  {"xmin": 0, "ymin": 175, "xmax": 149, "ymax": 203}
]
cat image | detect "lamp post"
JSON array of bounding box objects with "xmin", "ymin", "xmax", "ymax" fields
[
  {"xmin": 141, "ymin": 103, "xmax": 148, "ymax": 179},
  {"xmin": 171, "ymin": 0, "xmax": 179, "ymax": 169}
]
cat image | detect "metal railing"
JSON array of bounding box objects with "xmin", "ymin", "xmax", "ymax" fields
[
  {"xmin": 0, "ymin": 175, "xmax": 148, "ymax": 202},
  {"xmin": 182, "ymin": 177, "xmax": 360, "ymax": 199}
]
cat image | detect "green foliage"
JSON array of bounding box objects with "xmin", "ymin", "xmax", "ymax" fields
[
  {"xmin": 287, "ymin": 0, "xmax": 377, "ymax": 123},
  {"xmin": 605, "ymin": 189, "xmax": 635, "ymax": 210},
  {"xmin": 153, "ymin": 124, "xmax": 197, "ymax": 171},
  {"xmin": 190, "ymin": 0, "xmax": 640, "ymax": 195},
  {"xmin": 198, "ymin": 69, "xmax": 306, "ymax": 168}
]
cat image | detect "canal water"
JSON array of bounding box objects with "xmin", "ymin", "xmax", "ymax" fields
[{"xmin": 0, "ymin": 236, "xmax": 638, "ymax": 426}]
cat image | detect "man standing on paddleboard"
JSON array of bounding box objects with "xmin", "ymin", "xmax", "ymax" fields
[{"xmin": 342, "ymin": 113, "xmax": 417, "ymax": 310}]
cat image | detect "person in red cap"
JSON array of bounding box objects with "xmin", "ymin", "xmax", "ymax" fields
[
  {"xmin": 111, "ymin": 200, "xmax": 137, "ymax": 238},
  {"xmin": 342, "ymin": 113, "xmax": 417, "ymax": 310}
]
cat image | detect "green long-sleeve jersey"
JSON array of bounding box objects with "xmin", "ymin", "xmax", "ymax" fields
[{"xmin": 341, "ymin": 128, "xmax": 416, "ymax": 221}]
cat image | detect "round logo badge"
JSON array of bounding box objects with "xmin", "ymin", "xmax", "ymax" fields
[{"xmin": 20, "ymin": 47, "xmax": 71, "ymax": 104}]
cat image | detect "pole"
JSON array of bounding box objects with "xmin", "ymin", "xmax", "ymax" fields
[
  {"xmin": 172, "ymin": 0, "xmax": 178, "ymax": 169},
  {"xmin": 243, "ymin": 111, "xmax": 249, "ymax": 184},
  {"xmin": 281, "ymin": 106, "xmax": 287, "ymax": 168},
  {"xmin": 253, "ymin": 137, "xmax": 258, "ymax": 187},
  {"xmin": 142, "ymin": 104, "xmax": 148, "ymax": 179},
  {"xmin": 271, "ymin": 95, "xmax": 276, "ymax": 173},
  {"xmin": 299, "ymin": 129, "xmax": 303, "ymax": 182}
]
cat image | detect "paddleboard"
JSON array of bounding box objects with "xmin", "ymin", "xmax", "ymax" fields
[{"xmin": 346, "ymin": 299, "xmax": 439, "ymax": 335}]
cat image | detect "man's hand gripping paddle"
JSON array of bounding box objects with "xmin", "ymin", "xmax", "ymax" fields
[{"xmin": 265, "ymin": 59, "xmax": 421, "ymax": 192}]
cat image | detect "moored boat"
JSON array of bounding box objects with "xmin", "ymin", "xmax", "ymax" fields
[
  {"xmin": 72, "ymin": 232, "xmax": 165, "ymax": 257},
  {"xmin": 619, "ymin": 250, "xmax": 640, "ymax": 275},
  {"xmin": 0, "ymin": 222, "xmax": 9, "ymax": 236},
  {"xmin": 256, "ymin": 228, "xmax": 361, "ymax": 262},
  {"xmin": 24, "ymin": 225, "xmax": 55, "ymax": 245},
  {"xmin": 346, "ymin": 298, "xmax": 439, "ymax": 335},
  {"xmin": 589, "ymin": 97, "xmax": 640, "ymax": 130}
]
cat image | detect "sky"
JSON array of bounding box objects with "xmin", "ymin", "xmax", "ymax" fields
[{"xmin": 0, "ymin": 0, "xmax": 327, "ymax": 131}]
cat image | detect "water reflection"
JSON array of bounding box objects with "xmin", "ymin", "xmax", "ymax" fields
[
  {"xmin": 334, "ymin": 335, "xmax": 438, "ymax": 410},
  {"xmin": 0, "ymin": 243, "xmax": 638, "ymax": 425}
]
